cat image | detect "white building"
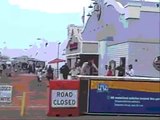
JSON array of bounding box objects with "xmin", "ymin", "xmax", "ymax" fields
[
  {"xmin": 81, "ymin": 0, "xmax": 160, "ymax": 77},
  {"xmin": 66, "ymin": 24, "xmax": 99, "ymax": 73}
]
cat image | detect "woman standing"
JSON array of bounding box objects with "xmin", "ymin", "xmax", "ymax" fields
[{"xmin": 105, "ymin": 65, "xmax": 113, "ymax": 76}]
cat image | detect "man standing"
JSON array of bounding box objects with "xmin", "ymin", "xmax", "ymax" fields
[
  {"xmin": 60, "ymin": 63, "xmax": 70, "ymax": 79},
  {"xmin": 126, "ymin": 64, "xmax": 134, "ymax": 77},
  {"xmin": 116, "ymin": 63, "xmax": 125, "ymax": 77},
  {"xmin": 81, "ymin": 60, "xmax": 98, "ymax": 75}
]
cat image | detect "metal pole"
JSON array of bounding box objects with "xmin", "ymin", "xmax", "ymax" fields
[
  {"xmin": 57, "ymin": 42, "xmax": 61, "ymax": 78},
  {"xmin": 20, "ymin": 92, "xmax": 26, "ymax": 117}
]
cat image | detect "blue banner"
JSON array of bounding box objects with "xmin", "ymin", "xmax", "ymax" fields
[{"xmin": 89, "ymin": 80, "xmax": 160, "ymax": 114}]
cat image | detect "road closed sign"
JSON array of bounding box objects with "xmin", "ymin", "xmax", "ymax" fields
[{"xmin": 51, "ymin": 90, "xmax": 78, "ymax": 108}]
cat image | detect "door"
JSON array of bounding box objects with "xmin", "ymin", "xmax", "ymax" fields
[{"xmin": 120, "ymin": 57, "xmax": 126, "ymax": 72}]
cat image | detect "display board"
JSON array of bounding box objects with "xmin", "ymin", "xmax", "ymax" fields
[
  {"xmin": 89, "ymin": 80, "xmax": 160, "ymax": 114},
  {"xmin": 0, "ymin": 85, "xmax": 12, "ymax": 103}
]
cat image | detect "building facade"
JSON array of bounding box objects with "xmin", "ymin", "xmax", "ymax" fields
[
  {"xmin": 66, "ymin": 24, "xmax": 99, "ymax": 72},
  {"xmin": 82, "ymin": 0, "xmax": 160, "ymax": 77}
]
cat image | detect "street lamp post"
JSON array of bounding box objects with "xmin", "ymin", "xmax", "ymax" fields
[
  {"xmin": 57, "ymin": 42, "xmax": 61, "ymax": 78},
  {"xmin": 37, "ymin": 38, "xmax": 61, "ymax": 78}
]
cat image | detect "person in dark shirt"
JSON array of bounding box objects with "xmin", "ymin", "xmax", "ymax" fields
[
  {"xmin": 28, "ymin": 64, "xmax": 32, "ymax": 73},
  {"xmin": 47, "ymin": 65, "xmax": 53, "ymax": 81},
  {"xmin": 60, "ymin": 63, "xmax": 70, "ymax": 79},
  {"xmin": 116, "ymin": 65, "xmax": 125, "ymax": 76},
  {"xmin": 0, "ymin": 64, "xmax": 3, "ymax": 78}
]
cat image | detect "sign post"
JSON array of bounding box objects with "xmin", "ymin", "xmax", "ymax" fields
[{"xmin": 0, "ymin": 85, "xmax": 12, "ymax": 103}]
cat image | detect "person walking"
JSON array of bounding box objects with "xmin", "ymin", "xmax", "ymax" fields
[
  {"xmin": 37, "ymin": 68, "xmax": 42, "ymax": 82},
  {"xmin": 46, "ymin": 65, "xmax": 54, "ymax": 81},
  {"xmin": 60, "ymin": 63, "xmax": 70, "ymax": 79},
  {"xmin": 28, "ymin": 64, "xmax": 33, "ymax": 74}
]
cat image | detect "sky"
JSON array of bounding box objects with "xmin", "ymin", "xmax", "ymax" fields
[
  {"xmin": 0, "ymin": 0, "xmax": 159, "ymax": 61},
  {"xmin": 0, "ymin": 0, "xmax": 91, "ymax": 49}
]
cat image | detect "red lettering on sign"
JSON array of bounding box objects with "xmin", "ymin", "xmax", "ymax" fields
[{"xmin": 69, "ymin": 42, "xmax": 78, "ymax": 50}]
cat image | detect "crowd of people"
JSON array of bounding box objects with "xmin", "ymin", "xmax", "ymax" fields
[
  {"xmin": 105, "ymin": 64, "xmax": 134, "ymax": 77},
  {"xmin": 51, "ymin": 59, "xmax": 134, "ymax": 81},
  {"xmin": 0, "ymin": 61, "xmax": 46, "ymax": 80},
  {"xmin": 0, "ymin": 58, "xmax": 135, "ymax": 82},
  {"xmin": 58, "ymin": 59, "xmax": 135, "ymax": 80},
  {"xmin": 0, "ymin": 58, "xmax": 134, "ymax": 81},
  {"xmin": 59, "ymin": 59, "xmax": 98, "ymax": 80}
]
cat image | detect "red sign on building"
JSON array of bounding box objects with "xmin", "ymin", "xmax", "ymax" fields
[{"xmin": 69, "ymin": 42, "xmax": 78, "ymax": 50}]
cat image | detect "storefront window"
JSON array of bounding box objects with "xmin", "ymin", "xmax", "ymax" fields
[{"xmin": 153, "ymin": 56, "xmax": 160, "ymax": 71}]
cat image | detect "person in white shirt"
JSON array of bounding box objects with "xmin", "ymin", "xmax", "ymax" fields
[
  {"xmin": 81, "ymin": 60, "xmax": 98, "ymax": 75},
  {"xmin": 126, "ymin": 64, "xmax": 134, "ymax": 77},
  {"xmin": 69, "ymin": 66, "xmax": 80, "ymax": 79},
  {"xmin": 37, "ymin": 68, "xmax": 42, "ymax": 82}
]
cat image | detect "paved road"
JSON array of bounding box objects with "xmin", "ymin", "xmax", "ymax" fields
[
  {"xmin": 0, "ymin": 73, "xmax": 159, "ymax": 120},
  {"xmin": 0, "ymin": 109, "xmax": 159, "ymax": 120}
]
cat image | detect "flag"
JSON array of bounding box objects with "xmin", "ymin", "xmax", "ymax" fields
[{"xmin": 81, "ymin": 7, "xmax": 85, "ymax": 25}]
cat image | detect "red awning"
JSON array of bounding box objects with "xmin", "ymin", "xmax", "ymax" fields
[{"xmin": 48, "ymin": 58, "xmax": 65, "ymax": 64}]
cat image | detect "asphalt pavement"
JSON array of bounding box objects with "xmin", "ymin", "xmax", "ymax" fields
[
  {"xmin": 0, "ymin": 109, "xmax": 159, "ymax": 120},
  {"xmin": 0, "ymin": 72, "xmax": 159, "ymax": 120}
]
